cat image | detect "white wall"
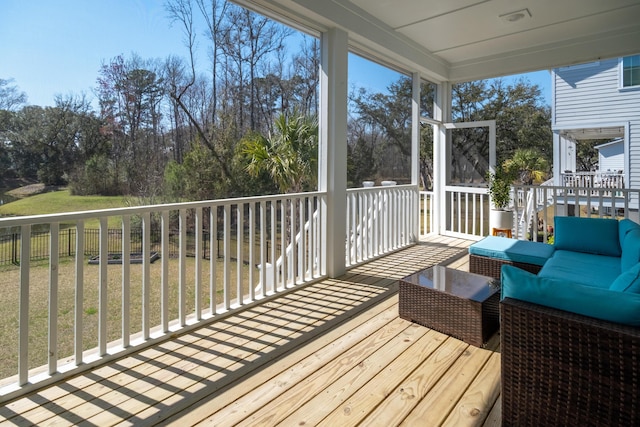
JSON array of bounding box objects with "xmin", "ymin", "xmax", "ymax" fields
[{"xmin": 597, "ymin": 141, "xmax": 624, "ymax": 172}]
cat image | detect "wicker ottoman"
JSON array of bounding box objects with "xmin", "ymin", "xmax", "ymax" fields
[
  {"xmin": 399, "ymin": 266, "xmax": 499, "ymax": 347},
  {"xmin": 468, "ymin": 236, "xmax": 555, "ymax": 279}
]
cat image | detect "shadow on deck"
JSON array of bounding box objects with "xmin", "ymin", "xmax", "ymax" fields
[{"xmin": 0, "ymin": 235, "xmax": 501, "ymax": 426}]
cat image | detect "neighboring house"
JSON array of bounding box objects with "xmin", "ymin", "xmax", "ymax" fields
[
  {"xmin": 552, "ymin": 54, "xmax": 640, "ymax": 188},
  {"xmin": 552, "ymin": 54, "xmax": 640, "ymax": 217},
  {"xmin": 596, "ymin": 138, "xmax": 624, "ymax": 173}
]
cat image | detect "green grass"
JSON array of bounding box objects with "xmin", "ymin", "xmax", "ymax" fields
[
  {"xmin": 0, "ymin": 189, "xmax": 129, "ymax": 228},
  {"xmin": 0, "ymin": 256, "xmax": 258, "ymax": 381}
]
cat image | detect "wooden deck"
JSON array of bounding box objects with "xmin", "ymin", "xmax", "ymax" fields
[{"xmin": 0, "ymin": 235, "xmax": 501, "ymax": 426}]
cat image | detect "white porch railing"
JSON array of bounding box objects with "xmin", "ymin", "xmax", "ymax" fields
[
  {"xmin": 0, "ymin": 184, "xmax": 419, "ymax": 401},
  {"xmin": 419, "ymin": 190, "xmax": 435, "ymax": 237},
  {"xmin": 433, "ymin": 184, "xmax": 640, "ymax": 241},
  {"xmin": 511, "ymin": 185, "xmax": 640, "ymax": 241},
  {"xmin": 3, "ymin": 182, "xmax": 637, "ymax": 400},
  {"xmin": 346, "ymin": 184, "xmax": 418, "ymax": 266},
  {"xmin": 0, "ymin": 192, "xmax": 326, "ymax": 402},
  {"xmin": 443, "ymin": 185, "xmax": 490, "ymax": 239}
]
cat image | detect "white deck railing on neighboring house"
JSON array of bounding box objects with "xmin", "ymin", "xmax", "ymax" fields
[
  {"xmin": 561, "ymin": 172, "xmax": 625, "ymax": 193},
  {"xmin": 0, "ymin": 192, "xmax": 328, "ymax": 401}
]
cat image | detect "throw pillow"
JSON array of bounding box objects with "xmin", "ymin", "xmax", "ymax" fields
[{"xmin": 610, "ymin": 262, "xmax": 640, "ymax": 293}]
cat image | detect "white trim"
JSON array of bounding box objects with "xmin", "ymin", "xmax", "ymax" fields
[
  {"xmin": 619, "ymin": 55, "xmax": 640, "ymax": 90},
  {"xmin": 552, "ymin": 121, "xmax": 630, "ymax": 188},
  {"xmin": 558, "ymin": 61, "xmax": 600, "ymax": 71},
  {"xmin": 594, "ymin": 138, "xmax": 623, "ymax": 150},
  {"xmin": 443, "ymin": 121, "xmax": 496, "ymax": 174},
  {"xmin": 411, "ymin": 73, "xmax": 420, "ymax": 241},
  {"xmin": 319, "ymin": 27, "xmax": 348, "ymax": 278},
  {"xmin": 552, "ymin": 121, "xmax": 627, "ymax": 136},
  {"xmin": 411, "ymin": 73, "xmax": 420, "ymax": 186}
]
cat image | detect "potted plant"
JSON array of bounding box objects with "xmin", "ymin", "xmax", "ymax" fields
[{"xmin": 486, "ymin": 168, "xmax": 514, "ymax": 233}]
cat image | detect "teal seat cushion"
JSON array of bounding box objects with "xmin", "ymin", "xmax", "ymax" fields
[
  {"xmin": 622, "ymin": 228, "xmax": 640, "ymax": 271},
  {"xmin": 469, "ymin": 236, "xmax": 555, "ymax": 266},
  {"xmin": 538, "ymin": 250, "xmax": 620, "ymax": 288},
  {"xmin": 554, "ymin": 216, "xmax": 621, "ymax": 257},
  {"xmin": 502, "ymin": 264, "xmax": 640, "ymax": 326},
  {"xmin": 610, "ymin": 262, "xmax": 640, "ymax": 293}
]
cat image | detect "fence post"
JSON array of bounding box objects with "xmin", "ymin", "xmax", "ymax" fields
[
  {"xmin": 12, "ymin": 233, "xmax": 18, "ymax": 265},
  {"xmin": 203, "ymin": 230, "xmax": 208, "ymax": 260}
]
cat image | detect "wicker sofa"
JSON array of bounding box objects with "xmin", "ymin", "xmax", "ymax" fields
[
  {"xmin": 501, "ymin": 297, "xmax": 640, "ymax": 426},
  {"xmin": 500, "ymin": 216, "xmax": 640, "ymax": 425}
]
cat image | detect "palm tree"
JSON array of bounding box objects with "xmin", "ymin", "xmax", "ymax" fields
[
  {"xmin": 502, "ymin": 148, "xmax": 549, "ymax": 185},
  {"xmin": 243, "ymin": 112, "xmax": 318, "ymax": 194},
  {"xmin": 243, "ymin": 112, "xmax": 319, "ymax": 250}
]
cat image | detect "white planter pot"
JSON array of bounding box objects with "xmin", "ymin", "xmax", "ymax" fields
[{"xmin": 490, "ymin": 209, "xmax": 514, "ymax": 231}]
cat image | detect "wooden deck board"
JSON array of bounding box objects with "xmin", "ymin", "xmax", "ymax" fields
[{"xmin": 0, "ymin": 236, "xmax": 501, "ymax": 426}]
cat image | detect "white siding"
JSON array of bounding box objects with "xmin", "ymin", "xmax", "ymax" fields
[
  {"xmin": 553, "ymin": 58, "xmax": 640, "ymax": 189},
  {"xmin": 598, "ymin": 141, "xmax": 624, "ymax": 172}
]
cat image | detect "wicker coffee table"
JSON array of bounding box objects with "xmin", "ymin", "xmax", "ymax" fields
[{"xmin": 399, "ymin": 266, "xmax": 500, "ymax": 347}]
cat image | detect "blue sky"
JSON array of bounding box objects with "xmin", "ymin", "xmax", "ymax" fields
[{"xmin": 0, "ymin": 0, "xmax": 551, "ymax": 108}]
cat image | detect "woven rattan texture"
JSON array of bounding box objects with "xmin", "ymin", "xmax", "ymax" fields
[
  {"xmin": 501, "ymin": 297, "xmax": 640, "ymax": 426},
  {"xmin": 469, "ymin": 253, "xmax": 542, "ymax": 280},
  {"xmin": 399, "ymin": 279, "xmax": 499, "ymax": 347}
]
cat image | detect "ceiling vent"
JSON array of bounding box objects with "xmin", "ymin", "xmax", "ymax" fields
[{"xmin": 499, "ymin": 9, "xmax": 531, "ymax": 23}]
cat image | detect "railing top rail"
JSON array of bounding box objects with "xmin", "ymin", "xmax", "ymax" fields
[
  {"xmin": 346, "ymin": 184, "xmax": 416, "ymax": 193},
  {"xmin": 0, "ymin": 191, "xmax": 326, "ymax": 228},
  {"xmin": 444, "ymin": 185, "xmax": 488, "ymax": 194},
  {"xmin": 561, "ymin": 171, "xmax": 624, "ymax": 176}
]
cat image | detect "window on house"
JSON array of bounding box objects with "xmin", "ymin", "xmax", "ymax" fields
[{"xmin": 622, "ymin": 55, "xmax": 640, "ymax": 87}]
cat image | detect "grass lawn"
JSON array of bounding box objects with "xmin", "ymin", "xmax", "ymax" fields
[
  {"xmin": 0, "ymin": 189, "xmax": 269, "ymax": 382},
  {"xmin": 0, "ymin": 255, "xmax": 259, "ymax": 382},
  {"xmin": 0, "ymin": 189, "xmax": 128, "ymax": 228}
]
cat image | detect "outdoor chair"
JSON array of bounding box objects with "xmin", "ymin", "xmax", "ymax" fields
[{"xmin": 500, "ymin": 297, "xmax": 640, "ymax": 426}]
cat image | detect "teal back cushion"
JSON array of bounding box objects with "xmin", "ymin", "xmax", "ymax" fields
[
  {"xmin": 502, "ymin": 264, "xmax": 640, "ymax": 326},
  {"xmin": 554, "ymin": 216, "xmax": 621, "ymax": 257},
  {"xmin": 619, "ymin": 218, "xmax": 640, "ymax": 247},
  {"xmin": 622, "ymin": 229, "xmax": 640, "ymax": 271}
]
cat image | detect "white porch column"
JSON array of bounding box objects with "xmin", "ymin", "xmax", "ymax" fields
[
  {"xmin": 553, "ymin": 132, "xmax": 561, "ymax": 186},
  {"xmin": 411, "ymin": 72, "xmax": 420, "ymax": 186},
  {"xmin": 434, "ymin": 81, "xmax": 451, "ymax": 235},
  {"xmin": 411, "ymin": 72, "xmax": 420, "ymax": 240},
  {"xmin": 319, "ymin": 27, "xmax": 348, "ymax": 278}
]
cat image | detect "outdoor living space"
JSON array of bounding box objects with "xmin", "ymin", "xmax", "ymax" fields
[
  {"xmin": 0, "ymin": 235, "xmax": 502, "ymax": 426},
  {"xmin": 3, "ymin": 1, "xmax": 640, "ymax": 425}
]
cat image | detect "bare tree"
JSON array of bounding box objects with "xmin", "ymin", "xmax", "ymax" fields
[
  {"xmin": 96, "ymin": 54, "xmax": 167, "ymax": 194},
  {"xmin": 221, "ymin": 5, "xmax": 292, "ymax": 132},
  {"xmin": 195, "ymin": 0, "xmax": 228, "ymax": 126},
  {"xmin": 0, "ymin": 78, "xmax": 27, "ymax": 111},
  {"xmin": 165, "ymin": 0, "xmax": 233, "ymax": 180}
]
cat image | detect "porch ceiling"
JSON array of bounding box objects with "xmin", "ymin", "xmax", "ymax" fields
[
  {"xmin": 560, "ymin": 126, "xmax": 626, "ymax": 141},
  {"xmin": 238, "ymin": 0, "xmax": 640, "ymax": 82}
]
